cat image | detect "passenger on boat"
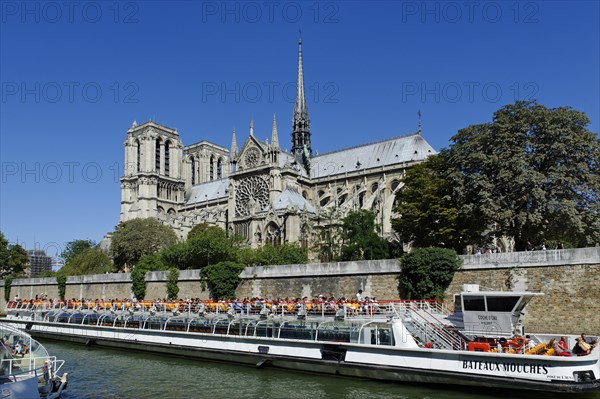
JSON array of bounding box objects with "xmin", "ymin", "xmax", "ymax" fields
[
  {"xmin": 573, "ymin": 333, "xmax": 597, "ymax": 356},
  {"xmin": 12, "ymin": 341, "xmax": 22, "ymax": 356},
  {"xmin": 553, "ymin": 337, "xmax": 571, "ymax": 356}
]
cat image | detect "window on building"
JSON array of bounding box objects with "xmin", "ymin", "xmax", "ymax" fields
[
  {"xmin": 210, "ymin": 156, "xmax": 214, "ymax": 181},
  {"xmin": 165, "ymin": 141, "xmax": 170, "ymax": 177},
  {"xmin": 155, "ymin": 139, "xmax": 161, "ymax": 172},
  {"xmin": 191, "ymin": 157, "xmax": 196, "ymax": 184},
  {"xmin": 136, "ymin": 140, "xmax": 141, "ymax": 172},
  {"xmin": 371, "ymin": 182, "xmax": 379, "ymax": 193},
  {"xmin": 265, "ymin": 223, "xmax": 281, "ymax": 246},
  {"xmin": 391, "ymin": 179, "xmax": 400, "ymax": 192},
  {"xmin": 217, "ymin": 158, "xmax": 222, "ymax": 179}
]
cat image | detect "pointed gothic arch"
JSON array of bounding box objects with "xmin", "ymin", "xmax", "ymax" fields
[
  {"xmin": 190, "ymin": 156, "xmax": 196, "ymax": 184},
  {"xmin": 164, "ymin": 140, "xmax": 171, "ymax": 177},
  {"xmin": 217, "ymin": 157, "xmax": 223, "ymax": 179},
  {"xmin": 265, "ymin": 222, "xmax": 281, "ymax": 246},
  {"xmin": 136, "ymin": 139, "xmax": 141, "ymax": 172},
  {"xmin": 155, "ymin": 138, "xmax": 161, "ymax": 172}
]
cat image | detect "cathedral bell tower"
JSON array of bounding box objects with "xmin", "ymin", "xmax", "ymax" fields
[
  {"xmin": 291, "ymin": 36, "xmax": 311, "ymax": 173},
  {"xmin": 120, "ymin": 121, "xmax": 185, "ymax": 223}
]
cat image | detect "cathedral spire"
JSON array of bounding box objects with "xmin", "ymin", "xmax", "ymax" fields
[
  {"xmin": 294, "ymin": 36, "xmax": 308, "ymax": 120},
  {"xmin": 231, "ymin": 128, "xmax": 238, "ymax": 156},
  {"xmin": 291, "ymin": 35, "xmax": 311, "ymax": 171},
  {"xmin": 271, "ymin": 114, "xmax": 279, "ymax": 148},
  {"xmin": 249, "ymin": 119, "xmax": 254, "ymax": 136},
  {"xmin": 418, "ymin": 110, "xmax": 422, "ymax": 135}
]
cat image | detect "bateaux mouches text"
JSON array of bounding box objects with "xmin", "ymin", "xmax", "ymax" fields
[{"xmin": 463, "ymin": 360, "xmax": 549, "ymax": 375}]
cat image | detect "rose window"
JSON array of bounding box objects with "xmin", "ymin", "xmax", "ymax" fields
[{"xmin": 235, "ymin": 175, "xmax": 269, "ymax": 217}]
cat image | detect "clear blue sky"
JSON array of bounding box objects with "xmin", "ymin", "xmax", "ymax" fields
[{"xmin": 1, "ymin": 1, "xmax": 598, "ymax": 259}]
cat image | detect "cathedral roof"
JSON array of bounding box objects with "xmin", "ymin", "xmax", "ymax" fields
[
  {"xmin": 272, "ymin": 188, "xmax": 316, "ymax": 213},
  {"xmin": 185, "ymin": 179, "xmax": 229, "ymax": 205},
  {"xmin": 310, "ymin": 133, "xmax": 436, "ymax": 179}
]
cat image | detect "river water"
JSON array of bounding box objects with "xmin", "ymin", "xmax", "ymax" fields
[{"xmin": 41, "ymin": 339, "xmax": 600, "ymax": 399}]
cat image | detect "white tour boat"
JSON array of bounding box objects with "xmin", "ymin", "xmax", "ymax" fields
[
  {"xmin": 2, "ymin": 285, "xmax": 598, "ymax": 393},
  {"xmin": 0, "ymin": 320, "xmax": 68, "ymax": 399}
]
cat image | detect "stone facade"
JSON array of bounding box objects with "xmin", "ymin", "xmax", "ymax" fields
[
  {"xmin": 2, "ymin": 248, "xmax": 598, "ymax": 335},
  {"xmin": 117, "ymin": 39, "xmax": 436, "ymax": 255}
]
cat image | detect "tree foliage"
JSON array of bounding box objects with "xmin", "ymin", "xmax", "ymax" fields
[
  {"xmin": 58, "ymin": 248, "xmax": 114, "ymax": 276},
  {"xmin": 166, "ymin": 268, "xmax": 179, "ymax": 300},
  {"xmin": 200, "ymin": 261, "xmax": 245, "ymax": 299},
  {"xmin": 111, "ymin": 218, "xmax": 178, "ymax": 271},
  {"xmin": 240, "ymin": 243, "xmax": 308, "ymax": 266},
  {"xmin": 338, "ymin": 210, "xmax": 390, "ymax": 261},
  {"xmin": 60, "ymin": 239, "xmax": 96, "ymax": 265},
  {"xmin": 0, "ymin": 232, "xmax": 28, "ymax": 278},
  {"xmin": 4, "ymin": 277, "xmax": 13, "ymax": 302},
  {"xmin": 400, "ymin": 248, "xmax": 462, "ymax": 300},
  {"xmin": 56, "ymin": 275, "xmax": 67, "ymax": 301},
  {"xmin": 448, "ymin": 101, "xmax": 599, "ymax": 249},
  {"xmin": 393, "ymin": 101, "xmax": 599, "ymax": 251},
  {"xmin": 393, "ymin": 152, "xmax": 482, "ymax": 253},
  {"xmin": 131, "ymin": 254, "xmax": 168, "ymax": 300}
]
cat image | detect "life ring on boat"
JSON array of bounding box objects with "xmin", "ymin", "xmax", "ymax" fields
[{"xmin": 468, "ymin": 342, "xmax": 491, "ymax": 352}]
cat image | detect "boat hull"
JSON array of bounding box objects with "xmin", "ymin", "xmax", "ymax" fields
[{"xmin": 4, "ymin": 319, "xmax": 599, "ymax": 393}]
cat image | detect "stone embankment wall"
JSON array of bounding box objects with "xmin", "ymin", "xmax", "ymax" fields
[{"xmin": 1, "ymin": 248, "xmax": 598, "ymax": 334}]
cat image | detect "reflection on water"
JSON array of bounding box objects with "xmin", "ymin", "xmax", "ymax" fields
[{"xmin": 41, "ymin": 339, "xmax": 600, "ymax": 399}]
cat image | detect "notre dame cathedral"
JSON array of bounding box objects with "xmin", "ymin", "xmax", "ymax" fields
[{"xmin": 119, "ymin": 38, "xmax": 437, "ymax": 255}]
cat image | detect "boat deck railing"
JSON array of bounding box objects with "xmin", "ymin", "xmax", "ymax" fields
[
  {"xmin": 0, "ymin": 356, "xmax": 65, "ymax": 384},
  {"xmin": 6, "ymin": 299, "xmax": 467, "ymax": 349}
]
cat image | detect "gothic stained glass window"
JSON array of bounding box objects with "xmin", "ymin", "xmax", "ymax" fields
[{"xmin": 235, "ymin": 176, "xmax": 269, "ymax": 217}]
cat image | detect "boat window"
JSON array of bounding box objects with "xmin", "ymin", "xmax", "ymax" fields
[
  {"xmin": 486, "ymin": 296, "xmax": 520, "ymax": 312},
  {"xmin": 463, "ymin": 296, "xmax": 486, "ymax": 311}
]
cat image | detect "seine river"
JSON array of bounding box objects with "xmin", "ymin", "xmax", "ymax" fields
[{"xmin": 41, "ymin": 339, "xmax": 600, "ymax": 399}]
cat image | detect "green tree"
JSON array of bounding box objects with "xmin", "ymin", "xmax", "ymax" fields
[
  {"xmin": 110, "ymin": 218, "xmax": 178, "ymax": 271},
  {"xmin": 0, "ymin": 232, "xmax": 28, "ymax": 277},
  {"xmin": 393, "ymin": 152, "xmax": 482, "ymax": 253},
  {"xmin": 449, "ymin": 101, "xmax": 600, "ymax": 250},
  {"xmin": 250, "ymin": 243, "xmax": 308, "ymax": 266},
  {"xmin": 131, "ymin": 254, "xmax": 167, "ymax": 300},
  {"xmin": 200, "ymin": 261, "xmax": 245, "ymax": 299},
  {"xmin": 61, "ymin": 239, "xmax": 96, "ymax": 265},
  {"xmin": 338, "ymin": 210, "xmax": 390, "ymax": 261},
  {"xmin": 58, "ymin": 247, "xmax": 114, "ymax": 276},
  {"xmin": 7, "ymin": 244, "xmax": 28, "ymax": 276},
  {"xmin": 183, "ymin": 226, "xmax": 238, "ymax": 268},
  {"xmin": 166, "ymin": 268, "xmax": 180, "ymax": 299},
  {"xmin": 400, "ymin": 248, "xmax": 462, "ymax": 300}
]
